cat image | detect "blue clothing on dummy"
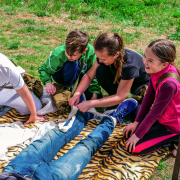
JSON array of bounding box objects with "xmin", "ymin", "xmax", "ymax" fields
[
  {"xmin": 1, "ymin": 111, "xmax": 114, "ymax": 180},
  {"xmin": 52, "ymin": 60, "xmax": 102, "ymax": 100}
]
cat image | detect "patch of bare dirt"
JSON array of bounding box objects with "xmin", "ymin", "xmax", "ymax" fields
[
  {"xmin": 41, "ymin": 38, "xmax": 60, "ymax": 45},
  {"xmin": 1, "ymin": 10, "xmax": 180, "ymax": 59},
  {"xmin": 2, "ymin": 47, "xmax": 36, "ymax": 56}
]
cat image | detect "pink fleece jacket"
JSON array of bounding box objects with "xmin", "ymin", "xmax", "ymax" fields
[{"xmin": 151, "ymin": 64, "xmax": 180, "ymax": 132}]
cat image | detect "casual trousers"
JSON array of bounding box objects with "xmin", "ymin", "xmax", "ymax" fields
[
  {"xmin": 0, "ymin": 88, "xmax": 42, "ymax": 115},
  {"xmin": 52, "ymin": 60, "xmax": 102, "ymax": 100},
  {"xmin": 131, "ymin": 121, "xmax": 179, "ymax": 155},
  {"xmin": 3, "ymin": 111, "xmax": 114, "ymax": 180}
]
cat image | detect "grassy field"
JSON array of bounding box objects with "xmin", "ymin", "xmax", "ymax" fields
[
  {"xmin": 0, "ymin": 0, "xmax": 180, "ymax": 79},
  {"xmin": 0, "ymin": 0, "xmax": 180, "ymax": 179}
]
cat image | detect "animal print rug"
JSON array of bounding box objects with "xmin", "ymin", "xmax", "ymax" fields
[{"xmin": 0, "ymin": 109, "xmax": 169, "ymax": 180}]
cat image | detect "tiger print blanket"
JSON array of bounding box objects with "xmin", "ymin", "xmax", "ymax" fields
[{"xmin": 0, "ymin": 109, "xmax": 169, "ymax": 180}]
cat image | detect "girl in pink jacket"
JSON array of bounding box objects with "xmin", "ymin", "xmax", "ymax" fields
[{"xmin": 123, "ymin": 39, "xmax": 180, "ymax": 156}]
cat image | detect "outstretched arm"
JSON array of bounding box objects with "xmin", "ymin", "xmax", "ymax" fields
[
  {"xmin": 77, "ymin": 78, "xmax": 134, "ymax": 112},
  {"xmin": 16, "ymin": 83, "xmax": 46, "ymax": 124}
]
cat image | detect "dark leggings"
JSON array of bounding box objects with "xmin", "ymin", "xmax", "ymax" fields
[
  {"xmin": 96, "ymin": 64, "xmax": 148, "ymax": 118},
  {"xmin": 131, "ymin": 121, "xmax": 179, "ymax": 155}
]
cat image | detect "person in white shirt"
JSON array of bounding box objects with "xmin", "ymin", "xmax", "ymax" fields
[{"xmin": 0, "ymin": 53, "xmax": 46, "ymax": 124}]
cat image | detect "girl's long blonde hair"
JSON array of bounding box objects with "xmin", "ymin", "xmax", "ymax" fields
[{"xmin": 94, "ymin": 32, "xmax": 124, "ymax": 84}]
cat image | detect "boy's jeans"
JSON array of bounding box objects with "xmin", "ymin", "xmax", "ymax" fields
[{"xmin": 3, "ymin": 111, "xmax": 114, "ymax": 180}]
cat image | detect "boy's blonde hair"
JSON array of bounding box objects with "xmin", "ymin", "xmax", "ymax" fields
[{"xmin": 65, "ymin": 30, "xmax": 89, "ymax": 56}]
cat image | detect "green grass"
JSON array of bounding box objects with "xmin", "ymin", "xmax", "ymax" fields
[
  {"xmin": 0, "ymin": 0, "xmax": 179, "ymax": 78},
  {"xmin": 6, "ymin": 42, "xmax": 20, "ymax": 49},
  {"xmin": 0, "ymin": 0, "xmax": 180, "ymax": 179},
  {"xmin": 0, "ymin": 0, "xmax": 179, "ymax": 35},
  {"xmin": 168, "ymin": 32, "xmax": 180, "ymax": 41},
  {"xmin": 149, "ymin": 160, "xmax": 168, "ymax": 179}
]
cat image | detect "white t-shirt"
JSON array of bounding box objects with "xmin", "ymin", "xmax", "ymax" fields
[{"xmin": 0, "ymin": 53, "xmax": 24, "ymax": 90}]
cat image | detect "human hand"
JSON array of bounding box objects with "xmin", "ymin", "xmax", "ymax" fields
[
  {"xmin": 77, "ymin": 101, "xmax": 92, "ymax": 112},
  {"xmin": 46, "ymin": 82, "xmax": 56, "ymax": 95},
  {"xmin": 69, "ymin": 95, "xmax": 80, "ymax": 106},
  {"xmin": 123, "ymin": 121, "xmax": 139, "ymax": 139},
  {"xmin": 24, "ymin": 114, "xmax": 47, "ymax": 125},
  {"xmin": 125, "ymin": 133, "xmax": 140, "ymax": 152},
  {"xmin": 91, "ymin": 93, "xmax": 97, "ymax": 100}
]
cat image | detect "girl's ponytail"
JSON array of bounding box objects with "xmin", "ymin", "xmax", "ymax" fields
[{"xmin": 113, "ymin": 33, "xmax": 124, "ymax": 83}]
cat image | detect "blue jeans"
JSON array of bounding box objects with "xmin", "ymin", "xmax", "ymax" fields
[
  {"xmin": 3, "ymin": 111, "xmax": 114, "ymax": 180},
  {"xmin": 52, "ymin": 60, "xmax": 103, "ymax": 100}
]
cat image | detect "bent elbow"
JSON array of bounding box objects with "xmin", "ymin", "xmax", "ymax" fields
[{"xmin": 116, "ymin": 94, "xmax": 126, "ymax": 104}]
